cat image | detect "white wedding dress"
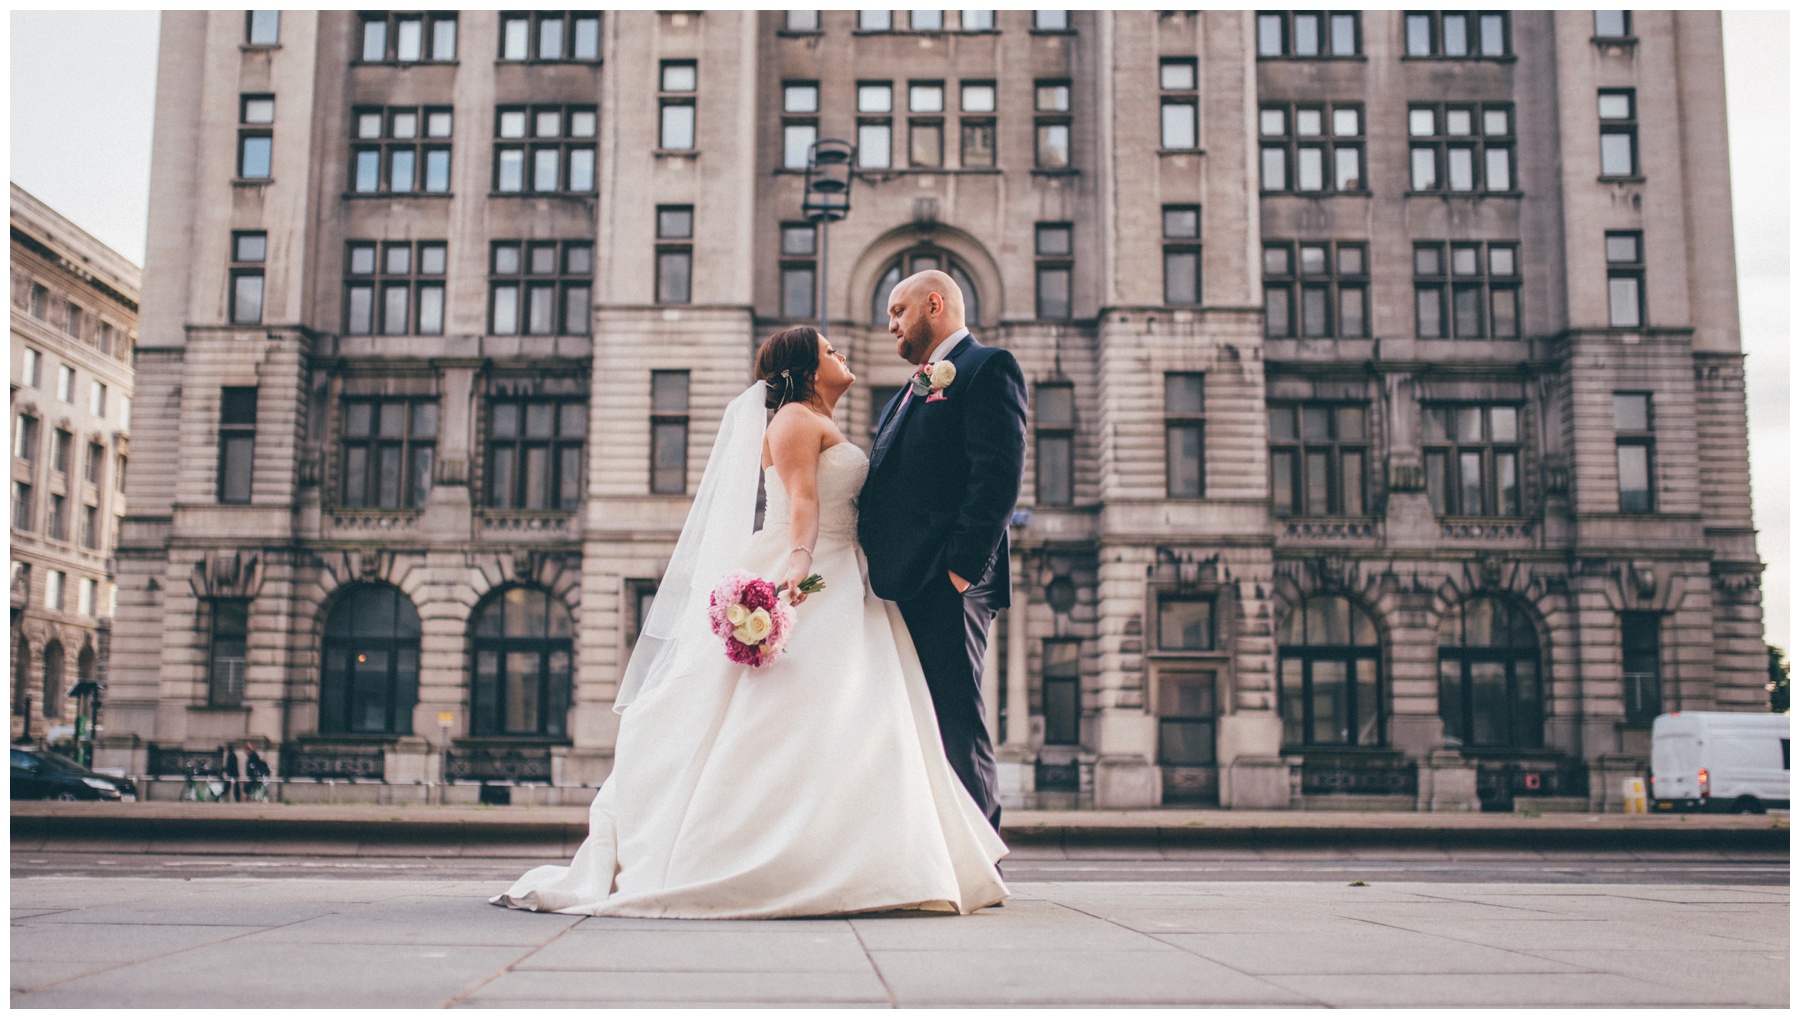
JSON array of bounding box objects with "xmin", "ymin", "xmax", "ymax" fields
[{"xmin": 492, "ymin": 439, "xmax": 1009, "ymax": 918}]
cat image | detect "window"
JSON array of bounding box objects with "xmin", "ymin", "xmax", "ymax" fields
[
  {"xmin": 27, "ymin": 283, "xmax": 48, "ymax": 319},
  {"xmin": 785, "ymin": 10, "xmax": 819, "ymax": 31},
  {"xmin": 659, "ymin": 61, "xmax": 697, "ymax": 150},
  {"xmin": 909, "ymin": 81, "xmax": 945, "ymax": 167},
  {"xmin": 956, "ymin": 80, "xmax": 996, "ymax": 168},
  {"xmin": 1621, "ymin": 612, "xmax": 1661, "ymax": 725},
  {"xmin": 345, "ymin": 240, "xmax": 449, "ymax": 335},
  {"xmin": 64, "ymin": 301, "xmax": 85, "ymax": 341},
  {"xmin": 44, "ymin": 570, "xmax": 63, "ymax": 612},
  {"xmin": 89, "ymin": 381, "xmax": 107, "ymax": 417},
  {"xmin": 487, "ymin": 240, "xmax": 593, "ymax": 335},
  {"xmin": 208, "ymin": 599, "xmax": 249, "ymax": 706},
  {"xmin": 1408, "ymin": 102, "xmax": 1514, "ymax": 193},
  {"xmin": 56, "ymin": 364, "xmax": 74, "ymax": 403},
  {"xmin": 962, "ymin": 10, "xmax": 995, "ymax": 30},
  {"xmin": 1413, "ymin": 241, "xmax": 1521, "ymax": 339},
  {"xmin": 246, "ymin": 10, "xmax": 279, "ymax": 45},
  {"xmin": 471, "ymin": 586, "xmax": 574, "ymax": 737},
  {"xmin": 1260, "ymin": 103, "xmax": 1364, "ymax": 193},
  {"xmin": 1035, "ymin": 79, "xmax": 1071, "ymax": 168},
  {"xmin": 85, "ymin": 441, "xmax": 104, "ymax": 486},
  {"xmin": 1598, "ymin": 89, "xmax": 1637, "ymax": 178},
  {"xmin": 859, "ymin": 10, "xmax": 892, "ymax": 31},
  {"xmin": 1280, "ymin": 595, "xmax": 1383, "ymax": 747},
  {"xmin": 1614, "ymin": 392, "xmax": 1654, "ymax": 513},
  {"xmin": 230, "ymin": 230, "xmax": 266, "ymax": 325},
  {"xmin": 1605, "ymin": 231, "xmax": 1644, "ymax": 328},
  {"xmin": 11, "ymin": 481, "xmax": 32, "ymax": 531},
  {"xmin": 340, "ymin": 396, "xmax": 437, "ymax": 510},
  {"xmin": 486, "ymin": 394, "xmax": 586, "ymax": 511},
  {"xmin": 238, "ymin": 93, "xmax": 272, "ymax": 179},
  {"xmin": 1257, "ymin": 11, "xmax": 1359, "ymax": 57},
  {"xmin": 1423, "ymin": 404, "xmax": 1521, "ymax": 516},
  {"xmin": 20, "ymin": 347, "xmax": 40, "ymax": 388},
  {"xmin": 780, "ymin": 223, "xmax": 817, "ymax": 320},
  {"xmin": 1160, "ymin": 59, "xmax": 1199, "ymax": 150},
  {"xmin": 1159, "ymin": 595, "xmax": 1216, "ymax": 651},
  {"xmin": 857, "ymin": 81, "xmax": 893, "ymax": 168},
  {"xmin": 359, "ymin": 12, "xmax": 457, "ymax": 62},
  {"xmin": 654, "ymin": 207, "xmax": 693, "ymax": 305},
  {"xmin": 624, "ymin": 579, "xmax": 659, "ymax": 647},
  {"xmin": 1269, "ymin": 402, "xmax": 1368, "ymax": 516},
  {"xmin": 498, "ymin": 12, "xmax": 600, "ymax": 62},
  {"xmin": 1404, "ymin": 11, "xmax": 1509, "ymax": 58},
  {"xmin": 217, "ymin": 387, "xmax": 257, "ymax": 505},
  {"xmin": 872, "ymin": 250, "xmax": 983, "ymax": 327},
  {"xmin": 1035, "ymin": 223, "xmax": 1073, "ymax": 319},
  {"xmin": 116, "ymin": 454, "xmax": 127, "ymax": 491},
  {"xmin": 49, "ymin": 428, "xmax": 70, "ymax": 474},
  {"xmin": 1164, "ymin": 373, "xmax": 1205, "ymax": 498},
  {"xmin": 1034, "ymin": 10, "xmax": 1069, "ymax": 31},
  {"xmin": 47, "ymin": 494, "xmax": 67, "ymax": 541},
  {"xmin": 1035, "ymin": 383, "xmax": 1074, "ymax": 506},
  {"xmin": 783, "ymin": 82, "xmax": 819, "ymax": 169},
  {"xmin": 650, "ymin": 370, "xmax": 690, "ymax": 495},
  {"xmin": 1438, "ymin": 597, "xmax": 1541, "ymax": 749},
  {"xmin": 1042, "ymin": 639, "xmax": 1081, "ymax": 745},
  {"xmin": 1594, "ymin": 10, "xmax": 1631, "ymax": 39},
  {"xmin": 1158, "ymin": 672, "xmax": 1218, "ymax": 769},
  {"xmin": 1263, "ymin": 241, "xmax": 1368, "ymax": 339},
  {"xmin": 910, "ymin": 10, "xmax": 943, "ymax": 31},
  {"xmin": 81, "ymin": 503, "xmax": 100, "ymax": 550},
  {"xmin": 14, "ymin": 413, "xmax": 38, "ymax": 463},
  {"xmin": 1162, "ymin": 205, "xmax": 1202, "ymax": 306},
  {"xmin": 494, "ymin": 104, "xmax": 597, "ymax": 193},
  {"xmin": 350, "ymin": 106, "xmax": 453, "ymax": 195},
  {"xmin": 319, "ymin": 584, "xmax": 420, "ymax": 735}
]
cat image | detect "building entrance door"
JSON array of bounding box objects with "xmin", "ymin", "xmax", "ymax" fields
[{"xmin": 1157, "ymin": 669, "xmax": 1218, "ymax": 804}]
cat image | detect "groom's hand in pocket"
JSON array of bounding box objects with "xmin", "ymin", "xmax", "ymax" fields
[{"xmin": 948, "ymin": 570, "xmax": 971, "ymax": 594}]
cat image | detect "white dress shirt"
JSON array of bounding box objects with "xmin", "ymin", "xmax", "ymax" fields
[{"xmin": 926, "ymin": 327, "xmax": 970, "ymax": 365}]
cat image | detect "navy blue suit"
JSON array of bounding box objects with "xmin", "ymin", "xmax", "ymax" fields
[{"xmin": 860, "ymin": 334, "xmax": 1026, "ymax": 832}]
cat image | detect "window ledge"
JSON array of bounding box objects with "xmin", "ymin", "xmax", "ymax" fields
[
  {"xmin": 1257, "ymin": 54, "xmax": 1368, "ymax": 62},
  {"xmin": 1598, "ymin": 175, "xmax": 1646, "ymax": 184},
  {"xmin": 351, "ymin": 60, "xmax": 461, "ymax": 68},
  {"xmin": 826, "ymin": 166, "xmax": 1001, "ymax": 177},
  {"xmin": 1398, "ymin": 54, "xmax": 1517, "ymax": 64},
  {"xmin": 1029, "ymin": 29, "xmax": 1078, "ymax": 36},
  {"xmin": 1031, "ymin": 167, "xmax": 1081, "ymax": 178},
  {"xmin": 1157, "ymin": 148, "xmax": 1206, "ymax": 157},
  {"xmin": 189, "ymin": 704, "xmax": 251, "ymax": 713},
  {"xmin": 484, "ymin": 191, "xmax": 594, "ymax": 199},
  {"xmin": 775, "ymin": 29, "xmax": 824, "ymax": 37},
  {"xmin": 653, "ymin": 149, "xmax": 701, "ymax": 159},
  {"xmin": 495, "ymin": 59, "xmax": 602, "ymax": 67},
  {"xmin": 239, "ymin": 45, "xmax": 281, "ymax": 54},
  {"xmin": 342, "ymin": 191, "xmax": 454, "ymax": 200},
  {"xmin": 232, "ymin": 178, "xmax": 274, "ymax": 188},
  {"xmin": 1403, "ymin": 190, "xmax": 1524, "ymax": 199},
  {"xmin": 1591, "ymin": 36, "xmax": 1638, "ymax": 47}
]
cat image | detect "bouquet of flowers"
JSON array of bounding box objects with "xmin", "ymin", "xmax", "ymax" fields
[{"xmin": 707, "ymin": 569, "xmax": 825, "ymax": 667}]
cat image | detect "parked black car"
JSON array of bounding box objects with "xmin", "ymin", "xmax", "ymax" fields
[{"xmin": 10, "ymin": 747, "xmax": 137, "ymax": 801}]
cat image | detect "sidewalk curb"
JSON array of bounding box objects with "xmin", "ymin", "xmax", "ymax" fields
[{"xmin": 12, "ymin": 810, "xmax": 1789, "ymax": 855}]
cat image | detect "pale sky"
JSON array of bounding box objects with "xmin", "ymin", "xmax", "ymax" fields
[{"xmin": 8, "ymin": 11, "xmax": 1793, "ymax": 648}]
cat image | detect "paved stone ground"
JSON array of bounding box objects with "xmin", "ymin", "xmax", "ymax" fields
[{"xmin": 10, "ymin": 876, "xmax": 1787, "ymax": 1007}]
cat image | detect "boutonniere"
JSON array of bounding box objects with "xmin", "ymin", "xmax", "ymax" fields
[{"xmin": 911, "ymin": 360, "xmax": 957, "ymax": 402}]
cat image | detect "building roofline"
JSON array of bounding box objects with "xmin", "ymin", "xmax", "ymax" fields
[{"xmin": 9, "ymin": 181, "xmax": 142, "ymax": 299}]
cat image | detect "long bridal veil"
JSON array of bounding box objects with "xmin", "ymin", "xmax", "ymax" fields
[{"xmin": 613, "ymin": 381, "xmax": 769, "ymax": 712}]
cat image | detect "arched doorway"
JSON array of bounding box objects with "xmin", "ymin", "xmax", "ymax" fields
[
  {"xmin": 319, "ymin": 584, "xmax": 421, "ymax": 735},
  {"xmin": 871, "ymin": 249, "xmax": 981, "ymax": 327},
  {"xmin": 470, "ymin": 586, "xmax": 573, "ymax": 738},
  {"xmin": 1438, "ymin": 596, "xmax": 1542, "ymax": 749},
  {"xmin": 1278, "ymin": 595, "xmax": 1384, "ymax": 748},
  {"xmin": 41, "ymin": 641, "xmax": 65, "ymax": 719}
]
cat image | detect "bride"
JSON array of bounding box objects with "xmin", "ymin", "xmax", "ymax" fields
[{"xmin": 491, "ymin": 325, "xmax": 1009, "ymax": 919}]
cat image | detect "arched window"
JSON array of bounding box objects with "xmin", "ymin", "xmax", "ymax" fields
[
  {"xmin": 471, "ymin": 586, "xmax": 573, "ymax": 738},
  {"xmin": 42, "ymin": 641, "xmax": 65, "ymax": 719},
  {"xmin": 1278, "ymin": 595, "xmax": 1383, "ymax": 747},
  {"xmin": 871, "ymin": 249, "xmax": 981, "ymax": 327},
  {"xmin": 1438, "ymin": 597, "xmax": 1542, "ymax": 749},
  {"xmin": 319, "ymin": 584, "xmax": 420, "ymax": 735}
]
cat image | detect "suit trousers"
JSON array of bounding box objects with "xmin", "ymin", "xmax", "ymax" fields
[{"xmin": 898, "ymin": 575, "xmax": 1002, "ymax": 834}]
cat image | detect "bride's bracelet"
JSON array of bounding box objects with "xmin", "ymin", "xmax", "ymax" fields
[{"xmin": 789, "ymin": 545, "xmax": 813, "ymax": 559}]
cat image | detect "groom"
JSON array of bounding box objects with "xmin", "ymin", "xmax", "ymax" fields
[{"xmin": 860, "ymin": 270, "xmax": 1026, "ymax": 834}]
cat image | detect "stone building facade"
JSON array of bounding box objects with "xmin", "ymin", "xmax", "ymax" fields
[
  {"xmin": 106, "ymin": 10, "xmax": 1765, "ymax": 809},
  {"xmin": 10, "ymin": 183, "xmax": 139, "ymax": 743}
]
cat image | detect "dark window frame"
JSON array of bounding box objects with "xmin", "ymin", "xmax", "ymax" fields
[
  {"xmin": 484, "ymin": 395, "xmax": 587, "ymax": 512},
  {"xmin": 207, "ymin": 598, "xmax": 251, "ymax": 707},
  {"xmin": 1407, "ymin": 102, "xmax": 1516, "ymax": 195},
  {"xmin": 1279, "ymin": 594, "xmax": 1385, "ymax": 748},
  {"xmin": 1263, "ymin": 240, "xmax": 1369, "ymax": 339},
  {"xmin": 1421, "ymin": 403, "xmax": 1524, "ymax": 517},
  {"xmin": 497, "ymin": 11, "xmax": 601, "ymax": 63},
  {"xmin": 470, "ymin": 585, "xmax": 575, "ymax": 739},
  {"xmin": 1159, "ymin": 58, "xmax": 1201, "ymax": 151},
  {"xmin": 1257, "ymin": 10, "xmax": 1361, "ymax": 58},
  {"xmin": 1034, "ymin": 381, "xmax": 1075, "ymax": 507},
  {"xmin": 245, "ymin": 10, "xmax": 280, "ymax": 46},
  {"xmin": 493, "ymin": 104, "xmax": 598, "ymax": 194},
  {"xmin": 349, "ymin": 105, "xmax": 454, "ymax": 196},
  {"xmin": 1412, "ymin": 240, "xmax": 1521, "ymax": 339},
  {"xmin": 654, "ymin": 206, "xmax": 694, "ymax": 305},
  {"xmin": 318, "ymin": 584, "xmax": 421, "ymax": 736},
  {"xmin": 1035, "ymin": 222, "xmax": 1074, "ymax": 320},
  {"xmin": 1403, "ymin": 10, "xmax": 1511, "ymax": 59},
  {"xmin": 1164, "ymin": 372, "xmax": 1206, "ymax": 499},
  {"xmin": 658, "ymin": 60, "xmax": 698, "ymax": 151},
  {"xmin": 217, "ymin": 386, "xmax": 258, "ymax": 505},
  {"xmin": 1437, "ymin": 596, "xmax": 1543, "ymax": 750},
  {"xmin": 650, "ymin": 370, "xmax": 691, "ymax": 495},
  {"xmin": 1268, "ymin": 402, "xmax": 1370, "ymax": 517},
  {"xmin": 338, "ymin": 395, "xmax": 438, "ymax": 511},
  {"xmin": 1613, "ymin": 391, "xmax": 1655, "ymax": 513},
  {"xmin": 345, "ymin": 240, "xmax": 450, "ymax": 336},
  {"xmin": 356, "ymin": 11, "xmax": 458, "ymax": 64},
  {"xmin": 1034, "ymin": 78, "xmax": 1073, "ymax": 169},
  {"xmin": 1042, "ymin": 637, "xmax": 1082, "ymax": 746},
  {"xmin": 1163, "ymin": 204, "xmax": 1203, "ymax": 307},
  {"xmin": 1259, "ymin": 102, "xmax": 1365, "ymax": 194},
  {"xmin": 1605, "ymin": 230, "xmax": 1645, "ymax": 328},
  {"xmin": 487, "ymin": 239, "xmax": 593, "ymax": 336},
  {"xmin": 1621, "ymin": 611, "xmax": 1662, "ymax": 725},
  {"xmin": 1598, "ymin": 88, "xmax": 1639, "ymax": 179},
  {"xmin": 230, "ymin": 229, "xmax": 267, "ymax": 326}
]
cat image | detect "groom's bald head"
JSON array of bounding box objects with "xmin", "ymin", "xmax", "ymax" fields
[{"xmin": 886, "ymin": 269, "xmax": 967, "ymax": 364}]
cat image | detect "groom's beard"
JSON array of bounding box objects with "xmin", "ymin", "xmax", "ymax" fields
[{"xmin": 898, "ymin": 320, "xmax": 934, "ymax": 363}]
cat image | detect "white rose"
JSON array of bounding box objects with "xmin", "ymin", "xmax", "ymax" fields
[
  {"xmin": 742, "ymin": 608, "xmax": 774, "ymax": 643},
  {"xmin": 725, "ymin": 603, "xmax": 749, "ymax": 626},
  {"xmin": 929, "ymin": 361, "xmax": 957, "ymax": 389},
  {"xmin": 732, "ymin": 623, "xmax": 755, "ymax": 644}
]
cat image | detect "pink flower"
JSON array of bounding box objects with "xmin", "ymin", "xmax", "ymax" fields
[{"xmin": 707, "ymin": 570, "xmax": 798, "ymax": 668}]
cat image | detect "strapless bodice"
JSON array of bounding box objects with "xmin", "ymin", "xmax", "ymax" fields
[{"xmin": 763, "ymin": 441, "xmax": 869, "ymax": 540}]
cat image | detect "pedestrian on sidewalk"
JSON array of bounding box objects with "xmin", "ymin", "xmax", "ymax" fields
[{"xmin": 219, "ymin": 743, "xmax": 241, "ymax": 802}]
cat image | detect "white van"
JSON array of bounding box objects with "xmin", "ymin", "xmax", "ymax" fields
[{"xmin": 1651, "ymin": 711, "xmax": 1790, "ymax": 813}]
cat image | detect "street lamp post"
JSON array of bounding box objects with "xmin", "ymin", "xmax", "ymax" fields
[{"xmin": 801, "ymin": 139, "xmax": 855, "ymax": 337}]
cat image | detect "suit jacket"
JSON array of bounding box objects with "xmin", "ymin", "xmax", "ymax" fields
[{"xmin": 859, "ymin": 334, "xmax": 1026, "ymax": 607}]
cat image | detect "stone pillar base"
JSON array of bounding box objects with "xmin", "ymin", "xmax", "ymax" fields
[
  {"xmin": 1093, "ymin": 755, "xmax": 1160, "ymax": 808},
  {"xmin": 1418, "ymin": 749, "xmax": 1480, "ymax": 812},
  {"xmin": 385, "ymin": 737, "xmax": 431, "ymax": 785},
  {"xmin": 557, "ymin": 749, "xmax": 614, "ymax": 789},
  {"xmin": 995, "ymin": 746, "xmax": 1036, "ymax": 810},
  {"xmin": 1224, "ymin": 756, "xmax": 1299, "ymax": 809}
]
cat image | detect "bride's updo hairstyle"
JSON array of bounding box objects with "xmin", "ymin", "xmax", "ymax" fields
[{"xmin": 755, "ymin": 325, "xmax": 822, "ymax": 410}]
